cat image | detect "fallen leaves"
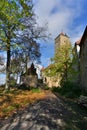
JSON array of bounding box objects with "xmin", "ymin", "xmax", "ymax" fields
[{"xmin": 0, "ymin": 88, "xmax": 47, "ymax": 118}]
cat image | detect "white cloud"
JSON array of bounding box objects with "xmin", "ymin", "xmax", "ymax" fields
[
  {"xmin": 33, "ymin": 0, "xmax": 86, "ymax": 66},
  {"xmin": 70, "ymin": 25, "xmax": 85, "ymax": 45},
  {"xmin": 33, "ymin": 0, "xmax": 84, "ymax": 41}
]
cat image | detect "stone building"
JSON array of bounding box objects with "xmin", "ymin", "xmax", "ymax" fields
[
  {"xmin": 79, "ymin": 26, "xmax": 87, "ymax": 91},
  {"xmin": 21, "ymin": 63, "xmax": 38, "ymax": 88},
  {"xmin": 55, "ymin": 32, "xmax": 70, "ymax": 54},
  {"xmin": 42, "ymin": 64, "xmax": 62, "ymax": 88},
  {"xmin": 42, "ymin": 32, "xmax": 71, "ymax": 88}
]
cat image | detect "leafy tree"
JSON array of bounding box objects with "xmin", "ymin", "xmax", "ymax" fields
[
  {"xmin": 54, "ymin": 42, "xmax": 72, "ymax": 82},
  {"xmin": 0, "ymin": 54, "xmax": 5, "ymax": 73},
  {"xmin": 0, "ymin": 0, "xmax": 49, "ymax": 90},
  {"xmin": 10, "ymin": 41, "xmax": 41, "ymax": 84},
  {"xmin": 0, "ymin": 55, "xmax": 4, "ymax": 65},
  {"xmin": 10, "ymin": 16, "xmax": 48, "ymax": 84},
  {"xmin": 44, "ymin": 42, "xmax": 74, "ymax": 85},
  {"xmin": 16, "ymin": 16, "xmax": 48, "ymax": 65},
  {"xmin": 0, "ymin": 0, "xmax": 33, "ymax": 90}
]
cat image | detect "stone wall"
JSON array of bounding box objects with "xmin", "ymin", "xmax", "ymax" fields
[
  {"xmin": 80, "ymin": 38, "xmax": 87, "ymax": 91},
  {"xmin": 55, "ymin": 33, "xmax": 70, "ymax": 54},
  {"xmin": 22, "ymin": 75, "xmax": 38, "ymax": 88},
  {"xmin": 21, "ymin": 63, "xmax": 38, "ymax": 88},
  {"xmin": 46, "ymin": 76, "xmax": 61, "ymax": 88},
  {"xmin": 42, "ymin": 72, "xmax": 61, "ymax": 88}
]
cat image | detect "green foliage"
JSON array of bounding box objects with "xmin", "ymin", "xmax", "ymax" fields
[
  {"xmin": 44, "ymin": 42, "xmax": 79, "ymax": 86},
  {"xmin": 44, "ymin": 86, "xmax": 49, "ymax": 90},
  {"xmin": 12, "ymin": 103, "xmax": 20, "ymax": 108},
  {"xmin": 53, "ymin": 43, "xmax": 73, "ymax": 81},
  {"xmin": 52, "ymin": 81, "xmax": 87, "ymax": 98},
  {"xmin": 0, "ymin": 0, "xmax": 34, "ymax": 90},
  {"xmin": 3, "ymin": 106, "xmax": 15, "ymax": 113},
  {"xmin": 44, "ymin": 63, "xmax": 57, "ymax": 77},
  {"xmin": 0, "ymin": 0, "xmax": 49, "ymax": 90},
  {"xmin": 0, "ymin": 0, "xmax": 33, "ymax": 52},
  {"xmin": 31, "ymin": 88, "xmax": 41, "ymax": 93},
  {"xmin": 18, "ymin": 83, "xmax": 30, "ymax": 90},
  {"xmin": 2, "ymin": 103, "xmax": 20, "ymax": 113},
  {"xmin": 69, "ymin": 47, "xmax": 80, "ymax": 81}
]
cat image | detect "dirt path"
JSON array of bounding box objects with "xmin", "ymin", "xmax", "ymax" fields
[{"xmin": 0, "ymin": 92, "xmax": 87, "ymax": 130}]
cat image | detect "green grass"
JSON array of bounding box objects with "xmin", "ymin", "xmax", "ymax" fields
[
  {"xmin": 3, "ymin": 106, "xmax": 15, "ymax": 113},
  {"xmin": 31, "ymin": 88, "xmax": 42, "ymax": 93},
  {"xmin": 12, "ymin": 103, "xmax": 20, "ymax": 108}
]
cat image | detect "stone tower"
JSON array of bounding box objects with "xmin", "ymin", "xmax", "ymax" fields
[{"xmin": 55, "ymin": 32, "xmax": 70, "ymax": 54}]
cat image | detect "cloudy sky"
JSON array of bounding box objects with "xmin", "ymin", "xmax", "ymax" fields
[{"xmin": 33, "ymin": 0, "xmax": 87, "ymax": 67}]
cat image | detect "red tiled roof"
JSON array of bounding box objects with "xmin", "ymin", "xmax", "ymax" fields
[
  {"xmin": 60, "ymin": 32, "xmax": 65, "ymax": 36},
  {"xmin": 75, "ymin": 38, "xmax": 82, "ymax": 45},
  {"xmin": 41, "ymin": 67, "xmax": 44, "ymax": 71},
  {"xmin": 55, "ymin": 32, "xmax": 69, "ymax": 40}
]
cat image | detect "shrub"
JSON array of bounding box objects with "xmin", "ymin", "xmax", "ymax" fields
[
  {"xmin": 12, "ymin": 103, "xmax": 20, "ymax": 108},
  {"xmin": 44, "ymin": 86, "xmax": 49, "ymax": 90},
  {"xmin": 18, "ymin": 83, "xmax": 30, "ymax": 90},
  {"xmin": 3, "ymin": 106, "xmax": 15, "ymax": 113},
  {"xmin": 52, "ymin": 81, "xmax": 85, "ymax": 98},
  {"xmin": 31, "ymin": 88, "xmax": 41, "ymax": 93}
]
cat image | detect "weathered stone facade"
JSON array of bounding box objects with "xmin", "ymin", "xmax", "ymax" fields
[
  {"xmin": 55, "ymin": 32, "xmax": 70, "ymax": 54},
  {"xmin": 21, "ymin": 63, "xmax": 38, "ymax": 88},
  {"xmin": 42, "ymin": 71, "xmax": 61, "ymax": 88},
  {"xmin": 79, "ymin": 26, "xmax": 87, "ymax": 91}
]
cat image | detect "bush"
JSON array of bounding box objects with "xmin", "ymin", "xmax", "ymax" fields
[
  {"xmin": 31, "ymin": 88, "xmax": 41, "ymax": 93},
  {"xmin": 52, "ymin": 81, "xmax": 85, "ymax": 98},
  {"xmin": 3, "ymin": 106, "xmax": 15, "ymax": 113},
  {"xmin": 18, "ymin": 83, "xmax": 30, "ymax": 90},
  {"xmin": 44, "ymin": 86, "xmax": 49, "ymax": 90}
]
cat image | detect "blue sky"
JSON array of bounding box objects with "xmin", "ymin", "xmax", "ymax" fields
[
  {"xmin": 33, "ymin": 0, "xmax": 87, "ymax": 67},
  {"xmin": 0, "ymin": 0, "xmax": 87, "ymax": 84}
]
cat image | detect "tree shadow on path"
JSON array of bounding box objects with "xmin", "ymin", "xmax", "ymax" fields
[{"xmin": 0, "ymin": 92, "xmax": 87, "ymax": 130}]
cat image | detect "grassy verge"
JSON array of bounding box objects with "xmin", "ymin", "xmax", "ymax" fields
[
  {"xmin": 52, "ymin": 82, "xmax": 87, "ymax": 99},
  {"xmin": 0, "ymin": 87, "xmax": 46, "ymax": 118},
  {"xmin": 31, "ymin": 88, "xmax": 42, "ymax": 93}
]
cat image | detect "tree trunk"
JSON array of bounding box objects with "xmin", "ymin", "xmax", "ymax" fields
[
  {"xmin": 25, "ymin": 56, "xmax": 29, "ymax": 73},
  {"xmin": 5, "ymin": 41, "xmax": 10, "ymax": 90},
  {"xmin": 25, "ymin": 56, "xmax": 28, "ymax": 72},
  {"xmin": 65, "ymin": 62, "xmax": 68, "ymax": 82}
]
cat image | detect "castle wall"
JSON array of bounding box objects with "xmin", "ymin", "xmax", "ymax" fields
[
  {"xmin": 55, "ymin": 34, "xmax": 70, "ymax": 54},
  {"xmin": 80, "ymin": 38, "xmax": 87, "ymax": 91}
]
